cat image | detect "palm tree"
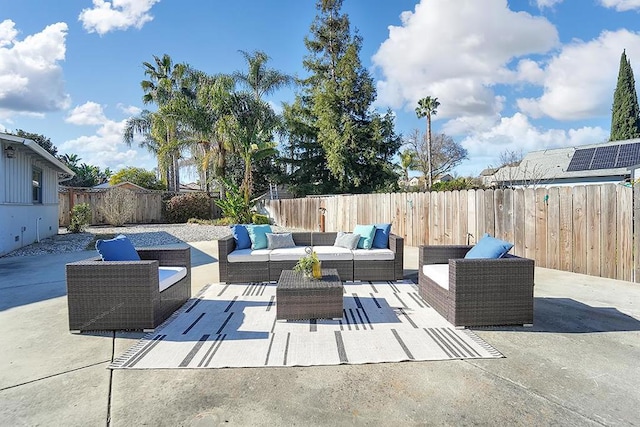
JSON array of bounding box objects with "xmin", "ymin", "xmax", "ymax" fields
[
  {"xmin": 220, "ymin": 92, "xmax": 279, "ymax": 203},
  {"xmin": 415, "ymin": 96, "xmax": 440, "ymax": 189},
  {"xmin": 189, "ymin": 72, "xmax": 237, "ymax": 195},
  {"xmin": 228, "ymin": 50, "xmax": 292, "ymax": 202},
  {"xmin": 123, "ymin": 110, "xmax": 166, "ymax": 183},
  {"xmin": 233, "ymin": 50, "xmax": 294, "ymax": 101},
  {"xmin": 399, "ymin": 149, "xmax": 416, "ymax": 183},
  {"xmin": 138, "ymin": 54, "xmax": 190, "ymax": 191}
]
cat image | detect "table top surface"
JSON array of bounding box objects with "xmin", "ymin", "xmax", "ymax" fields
[{"xmin": 277, "ymin": 269, "xmax": 342, "ymax": 289}]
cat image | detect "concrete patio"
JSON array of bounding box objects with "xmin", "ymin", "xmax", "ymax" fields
[{"xmin": 1, "ymin": 242, "xmax": 638, "ymax": 426}]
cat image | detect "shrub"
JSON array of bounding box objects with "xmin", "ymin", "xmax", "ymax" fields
[
  {"xmin": 165, "ymin": 192, "xmax": 212, "ymax": 223},
  {"xmin": 100, "ymin": 187, "xmax": 136, "ymax": 226},
  {"xmin": 430, "ymin": 177, "xmax": 481, "ymax": 192},
  {"xmin": 215, "ymin": 179, "xmax": 253, "ymax": 224},
  {"xmin": 251, "ymin": 213, "xmax": 270, "ymax": 225},
  {"xmin": 68, "ymin": 203, "xmax": 92, "ymax": 233}
]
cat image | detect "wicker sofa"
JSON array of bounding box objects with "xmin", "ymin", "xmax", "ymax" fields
[
  {"xmin": 65, "ymin": 245, "xmax": 191, "ymax": 332},
  {"xmin": 418, "ymin": 245, "xmax": 534, "ymax": 327},
  {"xmin": 219, "ymin": 231, "xmax": 404, "ymax": 283}
]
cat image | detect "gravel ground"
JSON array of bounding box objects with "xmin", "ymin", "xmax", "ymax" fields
[{"xmin": 1, "ymin": 224, "xmax": 299, "ymax": 258}]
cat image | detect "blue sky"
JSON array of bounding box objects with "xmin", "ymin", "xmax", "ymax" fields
[{"xmin": 1, "ymin": 0, "xmax": 640, "ymax": 181}]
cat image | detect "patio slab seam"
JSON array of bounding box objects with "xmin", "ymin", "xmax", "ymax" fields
[
  {"xmin": 0, "ymin": 359, "xmax": 111, "ymax": 392},
  {"xmin": 464, "ymin": 359, "xmax": 608, "ymax": 426}
]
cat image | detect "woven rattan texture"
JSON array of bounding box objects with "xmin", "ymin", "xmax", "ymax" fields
[
  {"xmin": 418, "ymin": 245, "xmax": 534, "ymax": 327},
  {"xmin": 276, "ymin": 269, "xmax": 343, "ymax": 320},
  {"xmin": 66, "ymin": 246, "xmax": 191, "ymax": 331},
  {"xmin": 219, "ymin": 231, "xmax": 404, "ymax": 283}
]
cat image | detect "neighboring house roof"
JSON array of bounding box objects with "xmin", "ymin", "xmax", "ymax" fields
[
  {"xmin": 435, "ymin": 174, "xmax": 453, "ymax": 183},
  {"xmin": 0, "ymin": 132, "xmax": 74, "ymax": 180},
  {"xmin": 485, "ymin": 138, "xmax": 640, "ymax": 186},
  {"xmin": 180, "ymin": 182, "xmax": 202, "ymax": 192},
  {"xmin": 92, "ymin": 181, "xmax": 147, "ymax": 191}
]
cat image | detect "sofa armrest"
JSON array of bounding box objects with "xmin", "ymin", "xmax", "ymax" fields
[
  {"xmin": 448, "ymin": 256, "xmax": 535, "ymax": 295},
  {"xmin": 66, "ymin": 258, "xmax": 161, "ymax": 294},
  {"xmin": 218, "ymin": 235, "xmax": 236, "ymax": 261},
  {"xmin": 389, "ymin": 234, "xmax": 404, "ymax": 280},
  {"xmin": 218, "ymin": 235, "xmax": 236, "ymax": 283},
  {"xmin": 419, "ymin": 245, "xmax": 472, "ymax": 267}
]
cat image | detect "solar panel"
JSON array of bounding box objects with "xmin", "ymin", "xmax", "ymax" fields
[
  {"xmin": 615, "ymin": 142, "xmax": 640, "ymax": 168},
  {"xmin": 590, "ymin": 145, "xmax": 619, "ymax": 170},
  {"xmin": 567, "ymin": 148, "xmax": 595, "ymax": 171}
]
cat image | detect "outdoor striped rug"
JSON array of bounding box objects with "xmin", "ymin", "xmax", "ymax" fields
[{"xmin": 110, "ymin": 280, "xmax": 502, "ymax": 369}]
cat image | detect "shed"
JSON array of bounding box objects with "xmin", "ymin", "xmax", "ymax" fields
[{"xmin": 1, "ymin": 132, "xmax": 74, "ymax": 256}]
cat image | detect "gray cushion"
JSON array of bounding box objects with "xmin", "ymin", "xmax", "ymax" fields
[
  {"xmin": 334, "ymin": 232, "xmax": 360, "ymax": 250},
  {"xmin": 266, "ymin": 232, "xmax": 296, "ymax": 250}
]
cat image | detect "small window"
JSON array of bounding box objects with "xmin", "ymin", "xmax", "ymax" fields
[{"xmin": 33, "ymin": 168, "xmax": 42, "ymax": 203}]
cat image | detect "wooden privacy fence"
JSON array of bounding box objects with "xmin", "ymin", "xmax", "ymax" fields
[
  {"xmin": 265, "ymin": 184, "xmax": 638, "ymax": 283},
  {"xmin": 59, "ymin": 187, "xmax": 164, "ymax": 226},
  {"xmin": 59, "ymin": 188, "xmax": 222, "ymax": 226}
]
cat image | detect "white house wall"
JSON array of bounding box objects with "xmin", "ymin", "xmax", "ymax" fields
[
  {"xmin": 2, "ymin": 148, "xmax": 59, "ymax": 204},
  {"xmin": 1, "ymin": 143, "xmax": 61, "ymax": 256},
  {"xmin": 0, "ymin": 204, "xmax": 59, "ymax": 256}
]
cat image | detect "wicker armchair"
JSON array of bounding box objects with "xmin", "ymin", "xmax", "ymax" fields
[
  {"xmin": 65, "ymin": 245, "xmax": 191, "ymax": 332},
  {"xmin": 418, "ymin": 245, "xmax": 534, "ymax": 327}
]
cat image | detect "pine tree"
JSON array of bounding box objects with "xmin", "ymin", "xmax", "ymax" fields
[
  {"xmin": 281, "ymin": 0, "xmax": 401, "ymax": 195},
  {"xmin": 610, "ymin": 50, "xmax": 640, "ymax": 141}
]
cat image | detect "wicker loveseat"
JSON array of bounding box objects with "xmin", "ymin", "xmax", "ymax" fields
[
  {"xmin": 418, "ymin": 245, "xmax": 534, "ymax": 327},
  {"xmin": 65, "ymin": 245, "xmax": 191, "ymax": 332},
  {"xmin": 219, "ymin": 231, "xmax": 404, "ymax": 283}
]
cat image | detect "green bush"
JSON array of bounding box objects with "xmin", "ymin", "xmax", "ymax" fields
[
  {"xmin": 251, "ymin": 213, "xmax": 270, "ymax": 225},
  {"xmin": 430, "ymin": 177, "xmax": 481, "ymax": 192},
  {"xmin": 215, "ymin": 179, "xmax": 253, "ymax": 224},
  {"xmin": 165, "ymin": 193, "xmax": 212, "ymax": 223},
  {"xmin": 68, "ymin": 203, "xmax": 92, "ymax": 233}
]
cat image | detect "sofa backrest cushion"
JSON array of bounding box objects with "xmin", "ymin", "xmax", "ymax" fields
[
  {"xmin": 371, "ymin": 223, "xmax": 392, "ymax": 248},
  {"xmin": 230, "ymin": 224, "xmax": 252, "ymax": 250},
  {"xmin": 464, "ymin": 234, "xmax": 513, "ymax": 259},
  {"xmin": 95, "ymin": 234, "xmax": 140, "ymax": 261},
  {"xmin": 334, "ymin": 232, "xmax": 360, "ymax": 249},
  {"xmin": 353, "ymin": 224, "xmax": 376, "ymax": 249},
  {"xmin": 266, "ymin": 232, "xmax": 296, "ymax": 249},
  {"xmin": 246, "ymin": 224, "xmax": 273, "ymax": 250}
]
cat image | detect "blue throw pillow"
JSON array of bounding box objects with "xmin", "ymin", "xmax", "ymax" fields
[
  {"xmin": 95, "ymin": 234, "xmax": 140, "ymax": 261},
  {"xmin": 230, "ymin": 224, "xmax": 251, "ymax": 250},
  {"xmin": 464, "ymin": 234, "xmax": 513, "ymax": 259},
  {"xmin": 353, "ymin": 224, "xmax": 376, "ymax": 249},
  {"xmin": 371, "ymin": 223, "xmax": 392, "ymax": 249},
  {"xmin": 246, "ymin": 224, "xmax": 272, "ymax": 250}
]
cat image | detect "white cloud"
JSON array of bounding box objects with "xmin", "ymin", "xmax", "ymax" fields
[
  {"xmin": 79, "ymin": 0, "xmax": 161, "ymax": 35},
  {"xmin": 459, "ymin": 113, "xmax": 609, "ymax": 171},
  {"xmin": 117, "ymin": 103, "xmax": 142, "ymax": 115},
  {"xmin": 372, "ymin": 0, "xmax": 558, "ymax": 118},
  {"xmin": 515, "ymin": 59, "xmax": 546, "ymax": 85},
  {"xmin": 517, "ymin": 29, "xmax": 640, "ymax": 120},
  {"xmin": 0, "ymin": 20, "xmax": 70, "ymax": 113},
  {"xmin": 599, "ymin": 0, "xmax": 640, "ymax": 11},
  {"xmin": 59, "ymin": 103, "xmax": 156, "ymax": 172},
  {"xmin": 536, "ymin": 0, "xmax": 564, "ymax": 8},
  {"xmin": 65, "ymin": 102, "xmax": 108, "ymax": 125}
]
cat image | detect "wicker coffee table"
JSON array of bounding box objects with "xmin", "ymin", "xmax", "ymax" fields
[{"xmin": 276, "ymin": 269, "xmax": 343, "ymax": 320}]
